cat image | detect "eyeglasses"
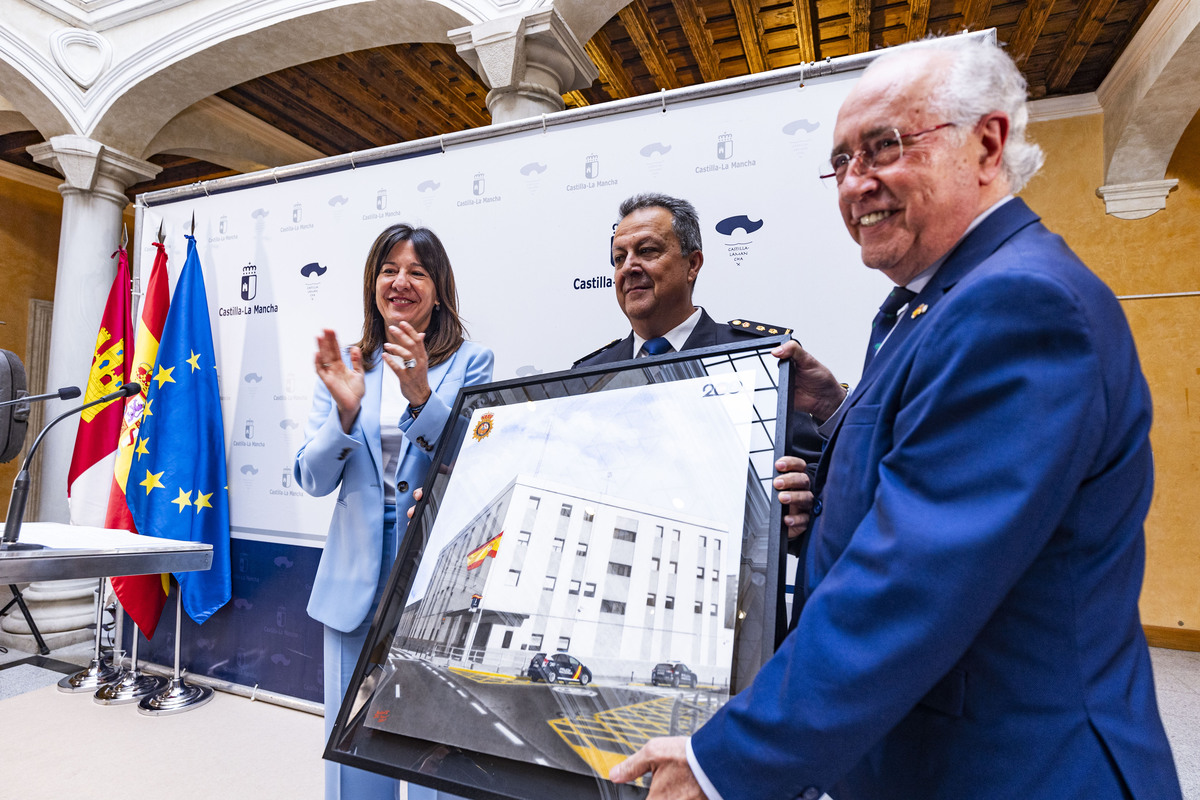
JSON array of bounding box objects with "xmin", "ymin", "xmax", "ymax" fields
[{"xmin": 819, "ymin": 122, "xmax": 957, "ymax": 184}]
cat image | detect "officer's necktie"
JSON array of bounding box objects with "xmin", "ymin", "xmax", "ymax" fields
[
  {"xmin": 641, "ymin": 336, "xmax": 672, "ymax": 356},
  {"xmin": 864, "ymin": 286, "xmax": 917, "ymax": 369}
]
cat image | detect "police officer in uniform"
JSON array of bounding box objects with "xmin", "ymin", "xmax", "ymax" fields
[{"xmin": 574, "ymin": 192, "xmax": 839, "ymax": 546}]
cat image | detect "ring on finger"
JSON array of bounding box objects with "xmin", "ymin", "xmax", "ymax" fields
[{"xmin": 402, "ymin": 358, "xmax": 417, "ymax": 370}]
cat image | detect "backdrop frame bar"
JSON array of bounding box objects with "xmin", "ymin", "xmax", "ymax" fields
[{"xmin": 135, "ymin": 30, "xmax": 996, "ymax": 207}]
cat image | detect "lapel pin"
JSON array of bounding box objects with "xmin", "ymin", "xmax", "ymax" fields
[{"xmin": 911, "ymin": 303, "xmax": 929, "ymax": 319}]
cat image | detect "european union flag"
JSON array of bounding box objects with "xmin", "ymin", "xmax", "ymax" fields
[{"xmin": 128, "ymin": 234, "xmax": 231, "ymax": 624}]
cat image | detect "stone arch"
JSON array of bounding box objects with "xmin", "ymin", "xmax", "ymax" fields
[
  {"xmin": 0, "ymin": 0, "xmax": 633, "ymax": 162},
  {"xmin": 0, "ymin": 0, "xmax": 481, "ymax": 155},
  {"xmin": 1097, "ymin": 0, "xmax": 1200, "ymax": 218},
  {"xmin": 0, "ymin": 60, "xmax": 74, "ymax": 141},
  {"xmin": 90, "ymin": 0, "xmax": 477, "ymax": 155}
]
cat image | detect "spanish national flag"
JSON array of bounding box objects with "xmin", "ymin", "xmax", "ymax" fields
[
  {"xmin": 106, "ymin": 241, "xmax": 169, "ymax": 532},
  {"xmin": 106, "ymin": 241, "xmax": 171, "ymax": 637},
  {"xmin": 466, "ymin": 532, "xmax": 503, "ymax": 570}
]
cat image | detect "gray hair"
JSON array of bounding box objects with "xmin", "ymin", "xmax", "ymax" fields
[
  {"xmin": 867, "ymin": 36, "xmax": 1045, "ymax": 192},
  {"xmin": 617, "ymin": 193, "xmax": 703, "ymax": 256}
]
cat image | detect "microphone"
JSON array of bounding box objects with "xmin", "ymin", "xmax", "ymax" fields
[
  {"xmin": 94, "ymin": 382, "xmax": 141, "ymax": 404},
  {"xmin": 0, "ymin": 385, "xmax": 82, "ymax": 410},
  {"xmin": 1, "ymin": 382, "xmax": 143, "ymax": 550}
]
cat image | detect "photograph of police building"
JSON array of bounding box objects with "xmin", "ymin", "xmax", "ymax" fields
[{"xmin": 394, "ymin": 474, "xmax": 738, "ymax": 684}]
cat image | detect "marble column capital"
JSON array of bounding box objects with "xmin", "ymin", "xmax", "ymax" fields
[
  {"xmin": 1095, "ymin": 179, "xmax": 1179, "ymax": 220},
  {"xmin": 27, "ymin": 134, "xmax": 161, "ymax": 205},
  {"xmin": 449, "ymin": 8, "xmax": 599, "ymax": 123}
]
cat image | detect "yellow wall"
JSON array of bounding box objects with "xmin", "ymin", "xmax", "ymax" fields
[
  {"xmin": 0, "ymin": 177, "xmax": 62, "ymax": 504},
  {"xmin": 1023, "ymin": 112, "xmax": 1200, "ymax": 632}
]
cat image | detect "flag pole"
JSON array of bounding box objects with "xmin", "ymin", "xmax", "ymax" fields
[
  {"xmin": 138, "ymin": 580, "xmax": 213, "ymax": 715},
  {"xmin": 57, "ymin": 578, "xmax": 120, "ymax": 692},
  {"xmin": 94, "ymin": 605, "xmax": 166, "ymax": 704}
]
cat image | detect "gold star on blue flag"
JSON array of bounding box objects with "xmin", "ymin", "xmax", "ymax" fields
[{"xmin": 128, "ymin": 234, "xmax": 231, "ymax": 624}]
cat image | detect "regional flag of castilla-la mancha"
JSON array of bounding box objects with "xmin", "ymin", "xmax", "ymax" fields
[
  {"xmin": 67, "ymin": 247, "xmax": 134, "ymax": 527},
  {"xmin": 106, "ymin": 240, "xmax": 171, "ymax": 637},
  {"xmin": 467, "ymin": 532, "xmax": 503, "ymax": 570}
]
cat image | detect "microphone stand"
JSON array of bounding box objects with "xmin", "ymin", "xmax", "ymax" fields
[
  {"xmin": 12, "ymin": 381, "xmax": 140, "ymax": 681},
  {"xmin": 1, "ymin": 382, "xmax": 139, "ymax": 551},
  {"xmin": 0, "ymin": 386, "xmax": 81, "ymax": 410}
]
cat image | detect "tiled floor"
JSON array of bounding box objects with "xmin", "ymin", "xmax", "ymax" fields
[
  {"xmin": 1151, "ymin": 647, "xmax": 1200, "ymax": 797},
  {"xmin": 1, "ymin": 642, "xmax": 1196, "ymax": 797}
]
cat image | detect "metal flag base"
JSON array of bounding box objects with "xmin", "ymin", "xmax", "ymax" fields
[
  {"xmin": 137, "ymin": 675, "xmax": 213, "ymax": 715},
  {"xmin": 58, "ymin": 578, "xmax": 121, "ymax": 693},
  {"xmin": 95, "ymin": 670, "xmax": 167, "ymax": 704},
  {"xmin": 57, "ymin": 656, "xmax": 121, "ymax": 693},
  {"xmin": 137, "ymin": 584, "xmax": 213, "ymax": 716},
  {"xmin": 95, "ymin": 620, "xmax": 166, "ymax": 705}
]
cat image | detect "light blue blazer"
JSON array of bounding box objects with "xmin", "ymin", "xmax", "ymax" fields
[{"xmin": 295, "ymin": 340, "xmax": 493, "ymax": 633}]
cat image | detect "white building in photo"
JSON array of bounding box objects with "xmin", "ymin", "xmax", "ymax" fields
[{"xmin": 397, "ymin": 474, "xmax": 738, "ymax": 684}]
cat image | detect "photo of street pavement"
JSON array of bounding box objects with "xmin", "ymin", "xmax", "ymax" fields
[{"xmin": 365, "ymin": 652, "xmax": 725, "ymax": 779}]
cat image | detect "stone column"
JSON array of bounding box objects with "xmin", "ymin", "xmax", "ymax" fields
[
  {"xmin": 449, "ymin": 8, "xmax": 599, "ymax": 124},
  {"xmin": 0, "ymin": 580, "xmax": 101, "ymax": 651},
  {"xmin": 4, "ymin": 137, "xmax": 159, "ymax": 653},
  {"xmin": 26, "ymin": 134, "xmax": 160, "ymax": 523}
]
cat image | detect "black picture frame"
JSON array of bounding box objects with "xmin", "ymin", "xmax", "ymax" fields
[{"xmin": 327, "ymin": 337, "xmax": 794, "ymax": 798}]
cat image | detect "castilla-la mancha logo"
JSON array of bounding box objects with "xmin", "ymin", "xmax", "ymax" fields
[{"xmin": 241, "ymin": 263, "xmax": 257, "ymax": 301}]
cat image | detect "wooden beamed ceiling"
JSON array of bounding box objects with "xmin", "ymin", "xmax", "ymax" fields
[{"xmin": 0, "ymin": 0, "xmax": 1159, "ymax": 197}]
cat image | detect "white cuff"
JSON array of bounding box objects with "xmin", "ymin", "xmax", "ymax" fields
[{"xmin": 685, "ymin": 736, "xmax": 725, "ymax": 800}]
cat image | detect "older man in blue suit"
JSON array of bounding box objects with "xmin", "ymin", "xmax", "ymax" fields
[{"xmin": 611, "ymin": 35, "xmax": 1181, "ymax": 800}]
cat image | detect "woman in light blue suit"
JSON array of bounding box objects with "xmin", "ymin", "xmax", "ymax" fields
[{"xmin": 295, "ymin": 224, "xmax": 493, "ymax": 800}]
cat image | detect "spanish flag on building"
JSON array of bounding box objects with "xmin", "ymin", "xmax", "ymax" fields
[{"xmin": 466, "ymin": 532, "xmax": 503, "ymax": 570}]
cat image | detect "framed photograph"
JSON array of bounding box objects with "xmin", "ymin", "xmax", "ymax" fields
[{"xmin": 327, "ymin": 337, "xmax": 794, "ymax": 798}]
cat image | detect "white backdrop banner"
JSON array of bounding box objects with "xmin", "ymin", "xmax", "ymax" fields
[{"xmin": 137, "ymin": 66, "xmax": 891, "ymax": 548}]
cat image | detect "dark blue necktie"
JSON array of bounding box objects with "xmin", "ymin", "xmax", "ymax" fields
[
  {"xmin": 642, "ymin": 337, "xmax": 672, "ymax": 356},
  {"xmin": 864, "ymin": 287, "xmax": 917, "ymax": 369}
]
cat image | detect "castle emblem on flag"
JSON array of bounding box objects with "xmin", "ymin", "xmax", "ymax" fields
[{"xmin": 81, "ymin": 327, "xmax": 125, "ymax": 422}]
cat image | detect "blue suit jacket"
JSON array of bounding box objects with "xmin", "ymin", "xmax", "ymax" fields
[
  {"xmin": 295, "ymin": 341, "xmax": 493, "ymax": 633},
  {"xmin": 691, "ymin": 199, "xmax": 1180, "ymax": 799}
]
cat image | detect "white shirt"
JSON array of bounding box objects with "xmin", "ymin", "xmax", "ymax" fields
[
  {"xmin": 379, "ymin": 372, "xmax": 406, "ymax": 506},
  {"xmin": 632, "ymin": 307, "xmax": 703, "ymax": 357}
]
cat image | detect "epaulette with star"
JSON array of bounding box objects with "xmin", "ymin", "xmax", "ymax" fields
[
  {"xmin": 728, "ymin": 318, "xmax": 792, "ymax": 337},
  {"xmin": 572, "ymin": 338, "xmax": 623, "ymax": 367}
]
